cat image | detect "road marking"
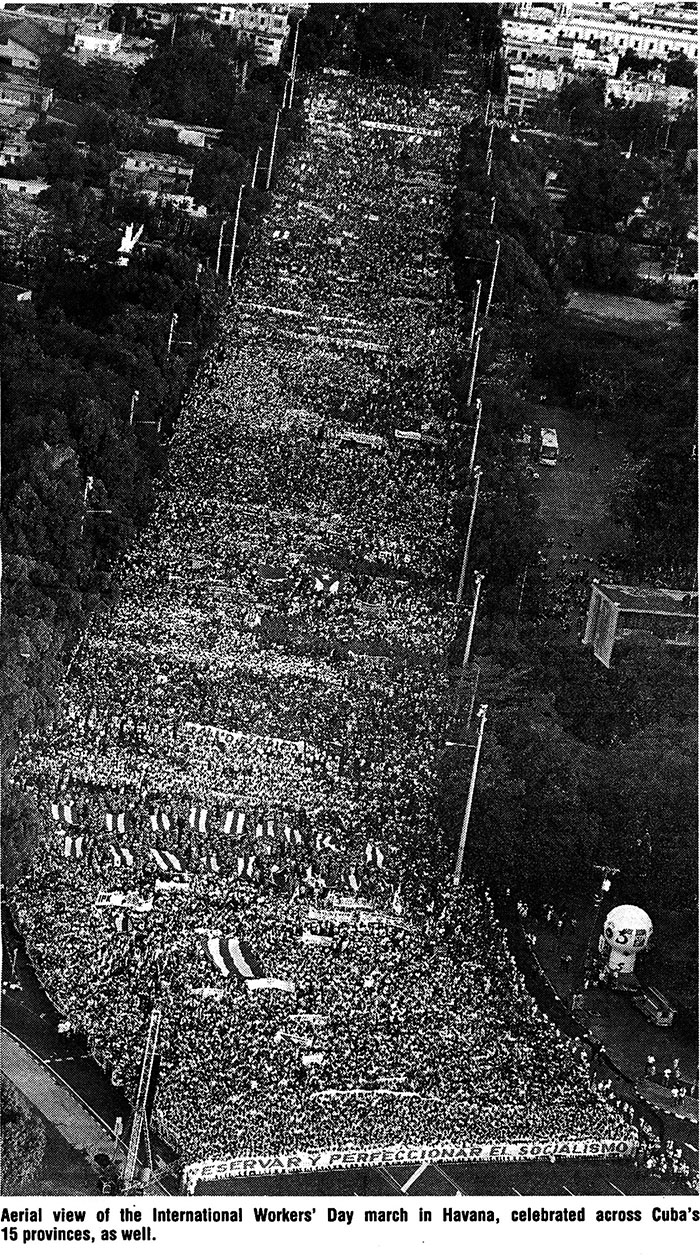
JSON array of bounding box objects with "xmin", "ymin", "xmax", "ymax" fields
[
  {"xmin": 401, "ymin": 1164, "xmax": 429, "ymax": 1194},
  {"xmin": 432, "ymin": 1164, "xmax": 463, "ymax": 1196},
  {"xmin": 376, "ymin": 1166, "xmax": 403, "ymax": 1194},
  {"xmin": 684, "ymin": 1142, "xmax": 697, "ymax": 1153},
  {"xmin": 607, "ymin": 1181, "xmax": 625, "ymax": 1196}
]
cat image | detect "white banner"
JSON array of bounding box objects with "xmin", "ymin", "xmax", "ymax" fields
[
  {"xmin": 308, "ymin": 906, "xmax": 410, "ymax": 931},
  {"xmin": 95, "ymin": 891, "xmax": 153, "ymax": 912},
  {"xmin": 245, "ymin": 977, "xmax": 296, "ymax": 994},
  {"xmin": 184, "ymin": 1138, "xmax": 636, "ymax": 1191}
]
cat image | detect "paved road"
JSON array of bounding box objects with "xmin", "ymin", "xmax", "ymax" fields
[{"xmin": 1, "ymin": 906, "xmax": 178, "ymax": 1195}]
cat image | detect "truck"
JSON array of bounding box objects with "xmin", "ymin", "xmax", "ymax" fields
[{"xmin": 539, "ymin": 427, "xmax": 558, "ymax": 465}]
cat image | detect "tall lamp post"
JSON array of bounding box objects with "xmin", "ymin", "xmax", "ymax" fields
[
  {"xmin": 453, "ymin": 704, "xmax": 488, "ymax": 886},
  {"xmin": 456, "ymin": 466, "xmax": 482, "ymax": 604}
]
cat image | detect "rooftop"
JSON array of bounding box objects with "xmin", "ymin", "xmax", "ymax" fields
[{"xmin": 597, "ymin": 583, "xmax": 698, "ymax": 616}]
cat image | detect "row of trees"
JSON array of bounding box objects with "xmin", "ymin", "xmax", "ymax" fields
[
  {"xmin": 442, "ymin": 107, "xmax": 697, "ymax": 1010},
  {"xmin": 1, "ymin": 19, "xmax": 302, "ymax": 765}
]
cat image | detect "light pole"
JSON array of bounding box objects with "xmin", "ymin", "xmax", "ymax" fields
[
  {"xmin": 129, "ymin": 389, "xmax": 139, "ymax": 427},
  {"xmin": 266, "ymin": 110, "xmax": 281, "ymax": 191},
  {"xmin": 581, "ymin": 864, "xmax": 620, "ymax": 988},
  {"xmin": 463, "ymin": 571, "xmax": 484, "ymax": 668},
  {"xmin": 468, "ymin": 397, "xmax": 482, "ymax": 475},
  {"xmin": 484, "ymin": 239, "xmax": 501, "ymax": 320},
  {"xmin": 227, "ymin": 184, "xmax": 244, "ymax": 286},
  {"xmin": 466, "ymin": 327, "xmax": 482, "ymax": 408},
  {"xmin": 456, "ymin": 466, "xmax": 482, "ymax": 603},
  {"xmin": 251, "ymin": 146, "xmax": 262, "ymax": 189},
  {"xmin": 453, "ymin": 703, "xmax": 488, "ymax": 886},
  {"xmin": 79, "ymin": 475, "xmax": 94, "ymax": 539},
  {"xmin": 486, "ymin": 149, "xmax": 493, "ymax": 179},
  {"xmin": 166, "ymin": 312, "xmax": 178, "ymax": 356},
  {"xmin": 490, "ymin": 195, "xmax": 496, "ymax": 225},
  {"xmin": 215, "ymin": 218, "xmax": 227, "ymax": 274},
  {"xmin": 469, "ymin": 280, "xmax": 482, "ymax": 350}
]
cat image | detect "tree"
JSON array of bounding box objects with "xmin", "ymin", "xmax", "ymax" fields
[{"xmin": 0, "ymin": 1079, "xmax": 47, "ymax": 1191}]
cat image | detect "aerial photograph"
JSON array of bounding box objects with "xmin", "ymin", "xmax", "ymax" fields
[{"xmin": 0, "ymin": 0, "xmax": 697, "ymax": 1205}]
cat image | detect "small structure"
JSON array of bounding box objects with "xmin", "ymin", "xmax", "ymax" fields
[
  {"xmin": 583, "ymin": 580, "xmax": 698, "ymax": 667},
  {"xmin": 599, "ymin": 903, "xmax": 652, "ymax": 978}
]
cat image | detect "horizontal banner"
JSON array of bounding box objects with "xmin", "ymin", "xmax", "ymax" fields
[
  {"xmin": 184, "ymin": 1138, "xmax": 636, "ymax": 1191},
  {"xmin": 245, "ymin": 977, "xmax": 296, "ymax": 994},
  {"xmin": 95, "ymin": 891, "xmax": 153, "ymax": 913}
]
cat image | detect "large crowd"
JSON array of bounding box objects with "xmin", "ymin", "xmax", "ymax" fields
[{"xmin": 9, "ymin": 66, "xmax": 636, "ymax": 1172}]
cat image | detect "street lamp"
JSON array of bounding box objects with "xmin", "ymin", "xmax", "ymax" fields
[
  {"xmin": 463, "ymin": 571, "xmax": 485, "ymax": 668},
  {"xmin": 453, "ymin": 703, "xmax": 488, "ymax": 886},
  {"xmin": 456, "ymin": 466, "xmax": 482, "ymax": 604}
]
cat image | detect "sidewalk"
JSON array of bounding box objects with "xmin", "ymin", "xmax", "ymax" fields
[{"xmin": 1, "ymin": 1027, "xmax": 117, "ymax": 1163}]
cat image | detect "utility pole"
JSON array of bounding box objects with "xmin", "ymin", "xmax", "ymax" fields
[
  {"xmin": 213, "ymin": 217, "xmax": 224, "ymax": 274},
  {"xmin": 453, "ymin": 704, "xmax": 488, "ymax": 886},
  {"xmin": 227, "ymin": 184, "xmax": 244, "ymax": 286},
  {"xmin": 465, "ymin": 663, "xmax": 481, "ymax": 728},
  {"xmin": 581, "ymin": 865, "xmax": 620, "ymax": 988},
  {"xmin": 79, "ymin": 475, "xmax": 94, "ymax": 539},
  {"xmin": 514, "ymin": 566, "xmax": 528, "ymax": 633},
  {"xmin": 469, "ymin": 280, "xmax": 482, "ymax": 350},
  {"xmin": 123, "ymin": 1005, "xmax": 161, "ymax": 1192},
  {"xmin": 282, "ymin": 78, "xmax": 290, "ymax": 110},
  {"xmin": 490, "ymin": 195, "xmax": 496, "ymax": 225},
  {"xmin": 266, "ymin": 110, "xmax": 281, "ymax": 190},
  {"xmin": 251, "ymin": 146, "xmax": 262, "ymax": 189},
  {"xmin": 486, "ymin": 149, "xmax": 493, "ymax": 179},
  {"xmin": 289, "ymin": 18, "xmax": 301, "ymax": 107},
  {"xmin": 166, "ymin": 312, "xmax": 178, "ymax": 356},
  {"xmin": 463, "ymin": 571, "xmax": 484, "ymax": 668},
  {"xmin": 468, "ymin": 397, "xmax": 482, "ymax": 475},
  {"xmin": 466, "ymin": 327, "xmax": 482, "ymax": 408},
  {"xmin": 456, "ymin": 466, "xmax": 482, "ymax": 603},
  {"xmin": 484, "ymin": 239, "xmax": 501, "ymax": 319},
  {"xmin": 129, "ymin": 389, "xmax": 139, "ymax": 427},
  {"xmin": 485, "ymin": 90, "xmax": 491, "ymax": 125},
  {"xmin": 487, "ymin": 120, "xmax": 495, "ymax": 153}
]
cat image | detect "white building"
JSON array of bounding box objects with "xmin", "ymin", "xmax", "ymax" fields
[
  {"xmin": 73, "ymin": 29, "xmax": 122, "ymax": 57},
  {"xmin": 501, "ymin": 4, "xmax": 698, "ymax": 59},
  {"xmin": 205, "ymin": 3, "xmax": 291, "ymax": 65},
  {"xmin": 606, "ymin": 66, "xmax": 695, "ymax": 112}
]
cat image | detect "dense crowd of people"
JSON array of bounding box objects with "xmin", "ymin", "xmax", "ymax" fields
[{"xmin": 9, "ymin": 66, "xmax": 636, "ymax": 1173}]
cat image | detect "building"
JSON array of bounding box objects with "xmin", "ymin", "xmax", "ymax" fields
[
  {"xmin": 501, "ymin": 4, "xmax": 698, "ymax": 59},
  {"xmin": 583, "ymin": 580, "xmax": 698, "ymax": 666},
  {"xmin": 148, "ymin": 118, "xmax": 223, "ymax": 148},
  {"xmin": 205, "ymin": 3, "xmax": 291, "ymax": 65},
  {"xmin": 0, "ymin": 173, "xmax": 49, "ymax": 196},
  {"xmin": 121, "ymin": 150, "xmax": 195, "ymax": 183},
  {"xmin": 606, "ymin": 66, "xmax": 694, "ymax": 114},
  {"xmin": 72, "ymin": 28, "xmax": 122, "ymax": 58},
  {"xmin": 0, "ymin": 72, "xmax": 53, "ymax": 111},
  {"xmin": 0, "ymin": 15, "xmax": 64, "ymax": 73},
  {"xmin": 505, "ymin": 57, "xmax": 564, "ymax": 113}
]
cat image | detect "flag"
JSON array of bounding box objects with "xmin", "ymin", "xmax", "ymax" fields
[
  {"xmin": 51, "ymin": 802, "xmax": 75, "ymax": 826},
  {"xmin": 189, "ymin": 807, "xmax": 208, "ymax": 834},
  {"xmin": 255, "ymin": 822, "xmax": 263, "ymax": 841},
  {"xmin": 392, "ymin": 885, "xmax": 403, "ymax": 916},
  {"xmin": 258, "ymin": 563, "xmax": 291, "ymax": 586},
  {"xmin": 109, "ymin": 844, "xmax": 134, "ymax": 868},
  {"xmin": 114, "ymin": 912, "xmax": 133, "ymax": 935},
  {"xmin": 312, "ymin": 568, "xmax": 340, "ymax": 594},
  {"xmin": 266, "ymin": 819, "xmax": 275, "ymax": 839},
  {"xmin": 64, "ymin": 835, "xmax": 84, "ymax": 858},
  {"xmin": 344, "ymin": 867, "xmax": 360, "ymax": 893},
  {"xmin": 365, "ymin": 842, "xmax": 385, "ymax": 869},
  {"xmin": 224, "ymin": 810, "xmax": 245, "ymax": 836},
  {"xmin": 105, "ymin": 812, "xmax": 126, "ymax": 835},
  {"xmin": 302, "ymin": 1052, "xmax": 325, "ymax": 1065},
  {"xmin": 270, "ymin": 864, "xmax": 286, "ymax": 888},
  {"xmin": 205, "ymin": 853, "xmax": 221, "ymax": 874},
  {"xmin": 150, "ymin": 848, "xmax": 184, "ymax": 873},
  {"xmin": 206, "ymin": 935, "xmax": 264, "ymax": 981},
  {"xmin": 150, "ymin": 811, "xmax": 171, "ymax": 833},
  {"xmin": 236, "ymin": 854, "xmax": 257, "ymax": 878}
]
